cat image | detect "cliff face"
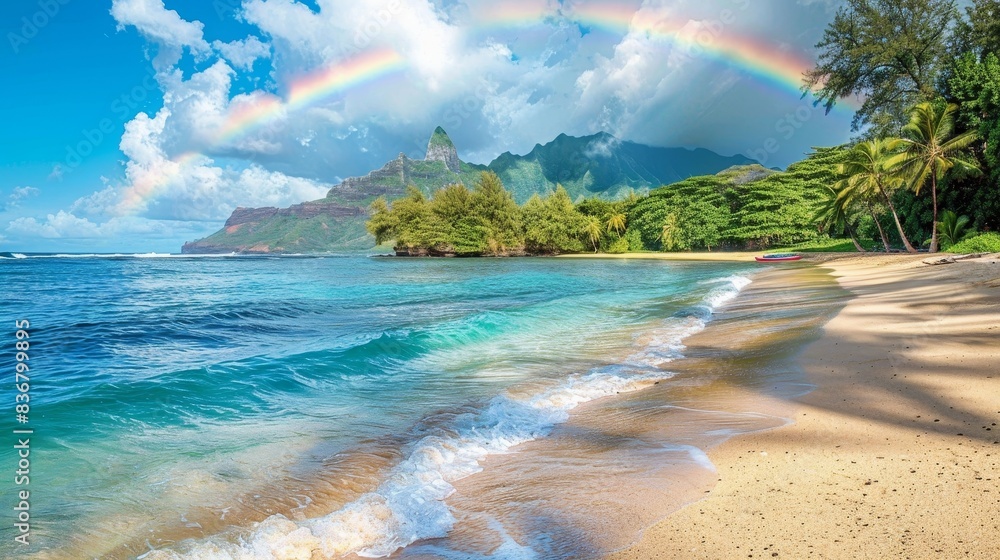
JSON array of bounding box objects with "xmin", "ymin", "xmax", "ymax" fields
[
  {"xmin": 225, "ymin": 207, "xmax": 279, "ymax": 226},
  {"xmin": 181, "ymin": 127, "xmax": 754, "ymax": 254},
  {"xmin": 221, "ymin": 202, "xmax": 365, "ymax": 228},
  {"xmin": 424, "ymin": 126, "xmax": 461, "ymax": 173},
  {"xmin": 324, "ymin": 129, "xmax": 485, "ymax": 204}
]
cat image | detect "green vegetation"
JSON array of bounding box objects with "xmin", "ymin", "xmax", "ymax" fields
[
  {"xmin": 804, "ymin": 0, "xmax": 957, "ymax": 134},
  {"xmin": 936, "ymin": 210, "xmax": 975, "ymax": 249},
  {"xmin": 947, "ymin": 232, "xmax": 1000, "ymax": 253},
  {"xmin": 804, "ymin": 0, "xmax": 999, "ymax": 253},
  {"xmin": 834, "ymin": 139, "xmax": 916, "ymax": 252},
  {"xmin": 368, "ymin": 158, "xmax": 842, "ymax": 255},
  {"xmin": 368, "ymin": 174, "xmax": 531, "ymax": 256}
]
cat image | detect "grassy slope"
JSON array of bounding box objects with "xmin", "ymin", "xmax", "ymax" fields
[{"xmin": 193, "ymin": 213, "xmax": 372, "ymax": 252}]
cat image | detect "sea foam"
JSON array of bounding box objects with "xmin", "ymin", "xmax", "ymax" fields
[{"xmin": 143, "ymin": 274, "xmax": 752, "ymax": 560}]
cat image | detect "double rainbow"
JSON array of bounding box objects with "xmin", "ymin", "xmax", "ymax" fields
[{"xmin": 118, "ymin": 4, "xmax": 859, "ymax": 215}]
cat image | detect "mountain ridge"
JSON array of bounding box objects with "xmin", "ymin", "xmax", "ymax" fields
[{"xmin": 181, "ymin": 128, "xmax": 754, "ymax": 253}]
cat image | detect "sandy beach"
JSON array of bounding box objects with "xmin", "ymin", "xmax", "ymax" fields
[{"xmin": 607, "ymin": 253, "xmax": 1000, "ymax": 559}]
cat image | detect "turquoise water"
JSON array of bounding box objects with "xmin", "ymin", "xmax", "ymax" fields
[{"xmin": 0, "ymin": 254, "xmax": 753, "ymax": 559}]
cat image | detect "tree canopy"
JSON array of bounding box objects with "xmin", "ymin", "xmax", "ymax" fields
[{"xmin": 804, "ymin": 0, "xmax": 958, "ymax": 133}]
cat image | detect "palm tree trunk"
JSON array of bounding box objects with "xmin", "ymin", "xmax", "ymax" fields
[
  {"xmin": 867, "ymin": 202, "xmax": 892, "ymax": 252},
  {"xmin": 929, "ymin": 173, "xmax": 939, "ymax": 253},
  {"xmin": 845, "ymin": 222, "xmax": 866, "ymax": 252},
  {"xmin": 876, "ymin": 186, "xmax": 918, "ymax": 253}
]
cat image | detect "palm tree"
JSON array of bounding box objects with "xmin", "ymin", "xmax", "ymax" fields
[
  {"xmin": 896, "ymin": 102, "xmax": 980, "ymax": 252},
  {"xmin": 837, "ymin": 139, "xmax": 918, "ymax": 253},
  {"xmin": 606, "ymin": 212, "xmax": 626, "ymax": 237},
  {"xmin": 814, "ymin": 185, "xmax": 866, "ymax": 252},
  {"xmin": 936, "ymin": 210, "xmax": 975, "ymax": 249},
  {"xmin": 659, "ymin": 213, "xmax": 681, "ymax": 251},
  {"xmin": 582, "ymin": 216, "xmax": 602, "ymax": 253}
]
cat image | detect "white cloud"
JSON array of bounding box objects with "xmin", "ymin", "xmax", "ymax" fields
[
  {"xmin": 110, "ymin": 0, "xmax": 210, "ymax": 69},
  {"xmin": 2, "ymin": 187, "xmax": 40, "ymax": 211},
  {"xmin": 583, "ymin": 134, "xmax": 622, "ymax": 158},
  {"xmin": 5, "ymin": 212, "xmax": 214, "ymax": 244},
  {"xmin": 240, "ymin": 0, "xmax": 515, "ymax": 119},
  {"xmin": 212, "ymin": 36, "xmax": 271, "ymax": 71},
  {"xmin": 69, "ymin": 101, "xmax": 327, "ymax": 222},
  {"xmin": 7, "ymin": 211, "xmax": 102, "ymax": 239},
  {"xmin": 11, "ymin": 186, "xmax": 39, "ymax": 201},
  {"xmin": 110, "ymin": 0, "xmax": 208, "ymax": 50}
]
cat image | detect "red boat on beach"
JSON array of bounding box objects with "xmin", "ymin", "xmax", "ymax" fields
[{"xmin": 755, "ymin": 253, "xmax": 802, "ymax": 262}]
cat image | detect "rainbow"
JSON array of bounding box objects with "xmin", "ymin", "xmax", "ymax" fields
[
  {"xmin": 116, "ymin": 49, "xmax": 407, "ymax": 215},
  {"xmin": 477, "ymin": 2, "xmax": 861, "ymax": 111},
  {"xmin": 117, "ymin": 6, "xmax": 862, "ymax": 215},
  {"xmin": 215, "ymin": 48, "xmax": 406, "ymax": 146},
  {"xmin": 117, "ymin": 150, "xmax": 203, "ymax": 215}
]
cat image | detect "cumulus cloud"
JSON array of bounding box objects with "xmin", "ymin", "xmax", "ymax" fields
[
  {"xmin": 110, "ymin": 0, "xmax": 210, "ymax": 69},
  {"xmin": 7, "ymin": 211, "xmax": 102, "ymax": 238},
  {"xmin": 70, "ymin": 102, "xmax": 327, "ymax": 222},
  {"xmin": 110, "ymin": 0, "xmax": 209, "ymax": 50},
  {"xmin": 212, "ymin": 36, "xmax": 271, "ymax": 71}
]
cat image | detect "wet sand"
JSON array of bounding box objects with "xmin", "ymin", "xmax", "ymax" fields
[
  {"xmin": 607, "ymin": 253, "xmax": 1000, "ymax": 559},
  {"xmin": 437, "ymin": 264, "xmax": 848, "ymax": 558}
]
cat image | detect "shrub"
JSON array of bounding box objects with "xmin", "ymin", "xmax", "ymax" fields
[
  {"xmin": 946, "ymin": 232, "xmax": 1000, "ymax": 253},
  {"xmin": 607, "ymin": 236, "xmax": 629, "ymax": 254}
]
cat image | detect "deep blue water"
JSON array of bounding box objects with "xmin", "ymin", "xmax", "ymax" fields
[{"xmin": 0, "ymin": 254, "xmax": 752, "ymax": 559}]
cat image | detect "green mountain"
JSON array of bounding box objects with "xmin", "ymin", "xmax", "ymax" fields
[
  {"xmin": 489, "ymin": 132, "xmax": 756, "ymax": 202},
  {"xmin": 181, "ymin": 128, "xmax": 753, "ymax": 253}
]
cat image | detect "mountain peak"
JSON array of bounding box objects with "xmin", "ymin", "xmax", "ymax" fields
[{"xmin": 426, "ymin": 126, "xmax": 460, "ymax": 172}]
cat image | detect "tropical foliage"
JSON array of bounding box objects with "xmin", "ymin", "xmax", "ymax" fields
[
  {"xmin": 805, "ymin": 0, "xmax": 996, "ymax": 253},
  {"xmin": 935, "ymin": 210, "xmax": 976, "ymax": 249},
  {"xmin": 804, "ymin": 0, "xmax": 957, "ymax": 133},
  {"xmin": 947, "ymin": 232, "xmax": 1000, "ymax": 253},
  {"xmin": 370, "ymin": 158, "xmax": 844, "ymax": 256}
]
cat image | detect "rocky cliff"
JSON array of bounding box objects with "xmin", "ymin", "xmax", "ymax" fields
[{"xmin": 425, "ymin": 126, "xmax": 461, "ymax": 172}]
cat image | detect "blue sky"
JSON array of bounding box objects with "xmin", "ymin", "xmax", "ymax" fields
[{"xmin": 0, "ymin": 0, "xmax": 858, "ymax": 252}]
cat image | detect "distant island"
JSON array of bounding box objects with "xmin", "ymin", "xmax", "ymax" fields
[{"xmin": 181, "ymin": 128, "xmax": 753, "ymax": 254}]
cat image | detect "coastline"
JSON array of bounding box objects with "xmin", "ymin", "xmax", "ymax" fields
[
  {"xmin": 606, "ymin": 253, "xmax": 1000, "ymax": 559},
  {"xmin": 442, "ymin": 262, "xmax": 846, "ymax": 558},
  {"xmin": 557, "ymin": 251, "xmax": 763, "ymax": 262}
]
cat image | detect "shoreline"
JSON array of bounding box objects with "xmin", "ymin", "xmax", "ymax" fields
[
  {"xmin": 606, "ymin": 253, "xmax": 1000, "ymax": 559},
  {"xmin": 444, "ymin": 263, "xmax": 845, "ymax": 558},
  {"xmin": 557, "ymin": 251, "xmax": 765, "ymax": 262}
]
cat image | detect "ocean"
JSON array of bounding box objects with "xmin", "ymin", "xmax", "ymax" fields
[{"xmin": 0, "ymin": 253, "xmax": 839, "ymax": 559}]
